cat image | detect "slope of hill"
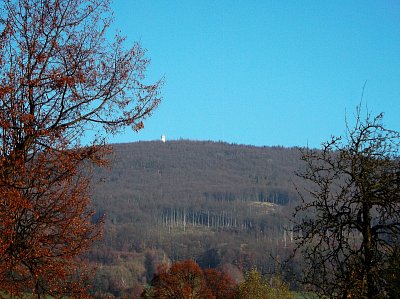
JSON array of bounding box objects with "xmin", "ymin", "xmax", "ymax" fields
[{"xmin": 89, "ymin": 140, "xmax": 305, "ymax": 297}]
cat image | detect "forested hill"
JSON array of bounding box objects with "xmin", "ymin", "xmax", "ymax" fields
[
  {"xmin": 89, "ymin": 140, "xmax": 306, "ymax": 297},
  {"xmin": 93, "ymin": 140, "xmax": 303, "ymax": 207}
]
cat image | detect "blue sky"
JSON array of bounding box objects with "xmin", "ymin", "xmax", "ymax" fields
[{"xmin": 109, "ymin": 1, "xmax": 400, "ymax": 148}]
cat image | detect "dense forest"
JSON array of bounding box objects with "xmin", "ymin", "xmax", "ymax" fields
[{"xmin": 88, "ymin": 140, "xmax": 306, "ymax": 297}]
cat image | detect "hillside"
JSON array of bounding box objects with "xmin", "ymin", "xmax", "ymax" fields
[{"xmin": 89, "ymin": 140, "xmax": 305, "ymax": 297}]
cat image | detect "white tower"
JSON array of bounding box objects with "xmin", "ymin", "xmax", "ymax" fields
[{"xmin": 161, "ymin": 134, "xmax": 166, "ymax": 143}]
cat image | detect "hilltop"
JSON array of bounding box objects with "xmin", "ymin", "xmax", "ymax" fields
[{"xmin": 93, "ymin": 140, "xmax": 302, "ymax": 206}]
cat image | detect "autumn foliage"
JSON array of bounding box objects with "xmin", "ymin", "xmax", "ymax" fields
[
  {"xmin": 236, "ymin": 269, "xmax": 294, "ymax": 299},
  {"xmin": 203, "ymin": 268, "xmax": 237, "ymax": 299},
  {"xmin": 142, "ymin": 260, "xmax": 295, "ymax": 299},
  {"xmin": 0, "ymin": 0, "xmax": 161, "ymax": 297},
  {"xmin": 0, "ymin": 148, "xmax": 101, "ymax": 297},
  {"xmin": 142, "ymin": 260, "xmax": 236, "ymax": 299}
]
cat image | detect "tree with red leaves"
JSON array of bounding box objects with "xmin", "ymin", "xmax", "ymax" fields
[
  {"xmin": 0, "ymin": 0, "xmax": 162, "ymax": 297},
  {"xmin": 142, "ymin": 260, "xmax": 237, "ymax": 299},
  {"xmin": 203, "ymin": 268, "xmax": 237, "ymax": 299}
]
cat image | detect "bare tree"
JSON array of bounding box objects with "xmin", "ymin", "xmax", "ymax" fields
[{"xmin": 294, "ymin": 107, "xmax": 400, "ymax": 298}]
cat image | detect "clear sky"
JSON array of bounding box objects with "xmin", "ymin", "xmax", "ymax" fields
[{"xmin": 109, "ymin": 0, "xmax": 400, "ymax": 148}]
